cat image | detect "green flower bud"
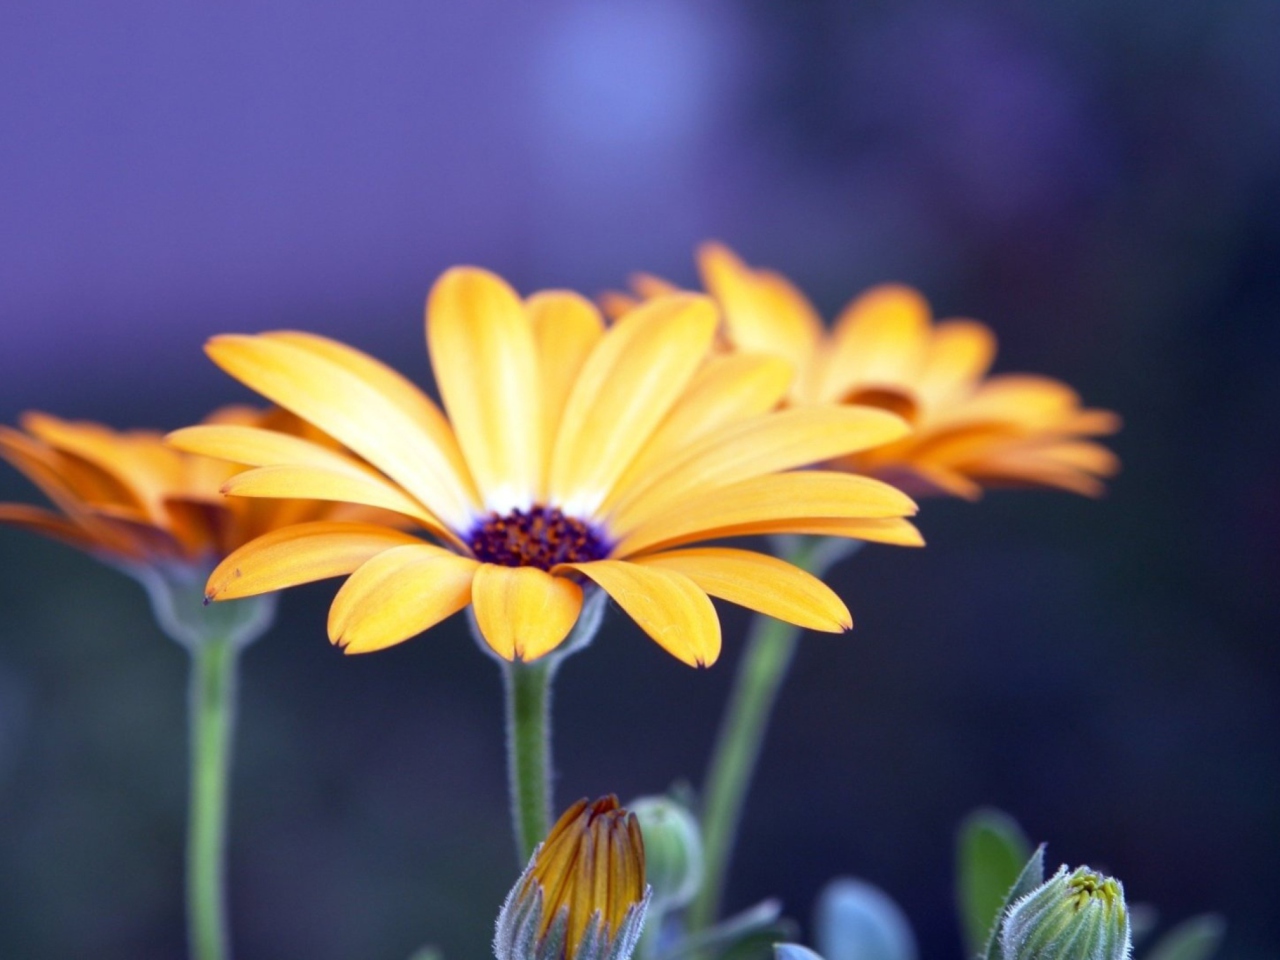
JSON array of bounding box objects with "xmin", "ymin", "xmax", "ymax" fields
[
  {"xmin": 629, "ymin": 796, "xmax": 703, "ymax": 911},
  {"xmin": 1000, "ymin": 866, "xmax": 1131, "ymax": 960}
]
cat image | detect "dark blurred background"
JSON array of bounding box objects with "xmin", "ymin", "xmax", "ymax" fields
[{"xmin": 1, "ymin": 1, "xmax": 1277, "ymax": 958}]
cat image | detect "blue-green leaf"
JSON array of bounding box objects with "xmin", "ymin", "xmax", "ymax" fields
[
  {"xmin": 814, "ymin": 878, "xmax": 917, "ymax": 960},
  {"xmin": 1143, "ymin": 916, "xmax": 1226, "ymax": 960},
  {"xmin": 983, "ymin": 844, "xmax": 1046, "ymax": 960},
  {"xmin": 957, "ymin": 809, "xmax": 1032, "ymax": 957}
]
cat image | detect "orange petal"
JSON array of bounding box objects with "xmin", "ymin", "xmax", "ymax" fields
[
  {"xmin": 914, "ymin": 320, "xmax": 997, "ymax": 411},
  {"xmin": 0, "ymin": 503, "xmax": 99, "ymax": 551},
  {"xmin": 820, "ymin": 284, "xmax": 932, "ymax": 402},
  {"xmin": 205, "ymin": 333, "xmax": 476, "ymax": 529},
  {"xmin": 617, "ymin": 471, "xmax": 917, "ymax": 556},
  {"xmin": 636, "ymin": 547, "xmax": 851, "ymax": 632},
  {"xmin": 427, "ymin": 267, "xmax": 542, "ymax": 512},
  {"xmin": 471, "ymin": 564, "xmax": 584, "ymax": 661},
  {"xmin": 557, "ymin": 559, "xmax": 721, "ymax": 667},
  {"xmin": 548, "ymin": 294, "xmax": 717, "ymax": 516},
  {"xmin": 329, "ymin": 545, "xmax": 478, "ymax": 654},
  {"xmin": 697, "ymin": 242, "xmax": 822, "ymax": 384},
  {"xmin": 205, "ymin": 521, "xmax": 427, "ymax": 601}
]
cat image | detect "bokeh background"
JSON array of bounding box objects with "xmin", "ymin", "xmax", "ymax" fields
[{"xmin": 1, "ymin": 1, "xmax": 1278, "ymax": 958}]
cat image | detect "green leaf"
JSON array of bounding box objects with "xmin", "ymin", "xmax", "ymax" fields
[
  {"xmin": 956, "ymin": 809, "xmax": 1032, "ymax": 957},
  {"xmin": 1143, "ymin": 916, "xmax": 1226, "ymax": 960},
  {"xmin": 982, "ymin": 844, "xmax": 1046, "ymax": 960}
]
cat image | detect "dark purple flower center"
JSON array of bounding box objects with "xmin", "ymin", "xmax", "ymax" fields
[{"xmin": 467, "ymin": 505, "xmax": 611, "ymax": 571}]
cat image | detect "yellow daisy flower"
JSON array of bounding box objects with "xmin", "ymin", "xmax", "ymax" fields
[
  {"xmin": 608, "ymin": 243, "xmax": 1120, "ymax": 500},
  {"xmin": 172, "ymin": 267, "xmax": 922, "ymax": 667},
  {"xmin": 0, "ymin": 406, "xmax": 377, "ymax": 566}
]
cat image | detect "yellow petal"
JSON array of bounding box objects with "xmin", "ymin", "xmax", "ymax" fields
[
  {"xmin": 610, "ymin": 404, "xmax": 911, "ymax": 533},
  {"xmin": 261, "ymin": 330, "xmax": 480, "ymax": 499},
  {"xmin": 167, "ymin": 424, "xmax": 373, "ymax": 473},
  {"xmin": 221, "ymin": 464, "xmax": 459, "ymax": 545},
  {"xmin": 205, "ymin": 521, "xmax": 427, "ymax": 601},
  {"xmin": 914, "ymin": 320, "xmax": 997, "ymax": 411},
  {"xmin": 636, "ymin": 547, "xmax": 851, "ymax": 632},
  {"xmin": 820, "ymin": 284, "xmax": 932, "ymax": 402},
  {"xmin": 548, "ymin": 294, "xmax": 717, "ymax": 516},
  {"xmin": 557, "ymin": 559, "xmax": 720, "ymax": 667},
  {"xmin": 697, "ymin": 242, "xmax": 822, "ymax": 383},
  {"xmin": 329, "ymin": 545, "xmax": 478, "ymax": 654},
  {"xmin": 471, "ymin": 564, "xmax": 584, "ymax": 661},
  {"xmin": 205, "ymin": 333, "xmax": 476, "ymax": 529},
  {"xmin": 617, "ymin": 471, "xmax": 917, "ymax": 556},
  {"xmin": 427, "ymin": 267, "xmax": 542, "ymax": 512},
  {"xmin": 526, "ymin": 290, "xmax": 605, "ymax": 494},
  {"xmin": 601, "ymin": 354, "xmax": 794, "ymax": 512}
]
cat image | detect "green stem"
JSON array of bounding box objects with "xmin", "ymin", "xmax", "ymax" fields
[
  {"xmin": 504, "ymin": 659, "xmax": 554, "ymax": 863},
  {"xmin": 187, "ymin": 636, "xmax": 238, "ymax": 960},
  {"xmin": 689, "ymin": 537, "xmax": 859, "ymax": 934}
]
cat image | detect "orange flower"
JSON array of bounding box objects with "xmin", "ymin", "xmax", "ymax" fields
[
  {"xmin": 173, "ymin": 267, "xmax": 922, "ymax": 666},
  {"xmin": 0, "ymin": 406, "xmax": 383, "ymax": 566},
  {"xmin": 494, "ymin": 796, "xmax": 650, "ymax": 960},
  {"xmin": 608, "ymin": 243, "xmax": 1120, "ymax": 500}
]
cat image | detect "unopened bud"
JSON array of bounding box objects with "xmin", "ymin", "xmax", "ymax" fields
[
  {"xmin": 494, "ymin": 796, "xmax": 651, "ymax": 960},
  {"xmin": 629, "ymin": 796, "xmax": 703, "ymax": 911},
  {"xmin": 1001, "ymin": 866, "xmax": 1131, "ymax": 960}
]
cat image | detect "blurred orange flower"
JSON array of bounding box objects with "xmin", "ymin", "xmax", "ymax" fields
[{"xmin": 607, "ymin": 243, "xmax": 1120, "ymax": 500}]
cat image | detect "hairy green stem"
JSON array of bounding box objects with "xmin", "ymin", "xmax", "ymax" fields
[
  {"xmin": 187, "ymin": 636, "xmax": 238, "ymax": 960},
  {"xmin": 504, "ymin": 660, "xmax": 554, "ymax": 863},
  {"xmin": 689, "ymin": 537, "xmax": 860, "ymax": 934}
]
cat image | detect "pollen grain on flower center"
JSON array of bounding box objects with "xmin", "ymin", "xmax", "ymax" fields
[{"xmin": 467, "ymin": 505, "xmax": 610, "ymax": 571}]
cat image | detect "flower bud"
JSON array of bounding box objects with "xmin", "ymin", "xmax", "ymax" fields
[
  {"xmin": 494, "ymin": 796, "xmax": 652, "ymax": 960},
  {"xmin": 1000, "ymin": 866, "xmax": 1131, "ymax": 960},
  {"xmin": 629, "ymin": 796, "xmax": 703, "ymax": 911}
]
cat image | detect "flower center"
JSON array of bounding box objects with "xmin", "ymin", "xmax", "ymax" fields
[{"xmin": 467, "ymin": 505, "xmax": 611, "ymax": 571}]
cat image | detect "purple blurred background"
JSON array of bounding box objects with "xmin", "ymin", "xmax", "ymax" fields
[{"xmin": 2, "ymin": 2, "xmax": 1278, "ymax": 958}]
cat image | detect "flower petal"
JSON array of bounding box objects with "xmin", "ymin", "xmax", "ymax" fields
[
  {"xmin": 617, "ymin": 471, "xmax": 918, "ymax": 556},
  {"xmin": 548, "ymin": 294, "xmax": 718, "ymax": 516},
  {"xmin": 329, "ymin": 544, "xmax": 478, "ymax": 654},
  {"xmin": 205, "ymin": 333, "xmax": 476, "ymax": 529},
  {"xmin": 697, "ymin": 242, "xmax": 822, "ymax": 384},
  {"xmin": 221, "ymin": 464, "xmax": 459, "ymax": 544},
  {"xmin": 557, "ymin": 559, "xmax": 720, "ymax": 667},
  {"xmin": 610, "ymin": 405, "xmax": 911, "ymax": 533},
  {"xmin": 205, "ymin": 521, "xmax": 427, "ymax": 601},
  {"xmin": 471, "ymin": 564, "xmax": 584, "ymax": 661},
  {"xmin": 636, "ymin": 547, "xmax": 851, "ymax": 632},
  {"xmin": 261, "ymin": 330, "xmax": 478, "ymax": 498},
  {"xmin": 0, "ymin": 503, "xmax": 99, "ymax": 551},
  {"xmin": 601, "ymin": 354, "xmax": 793, "ymax": 513},
  {"xmin": 168, "ymin": 424, "xmax": 375, "ymax": 474},
  {"xmin": 819, "ymin": 284, "xmax": 933, "ymax": 403},
  {"xmin": 427, "ymin": 267, "xmax": 542, "ymax": 512},
  {"xmin": 526, "ymin": 291, "xmax": 605, "ymax": 494},
  {"xmin": 914, "ymin": 320, "xmax": 997, "ymax": 411}
]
